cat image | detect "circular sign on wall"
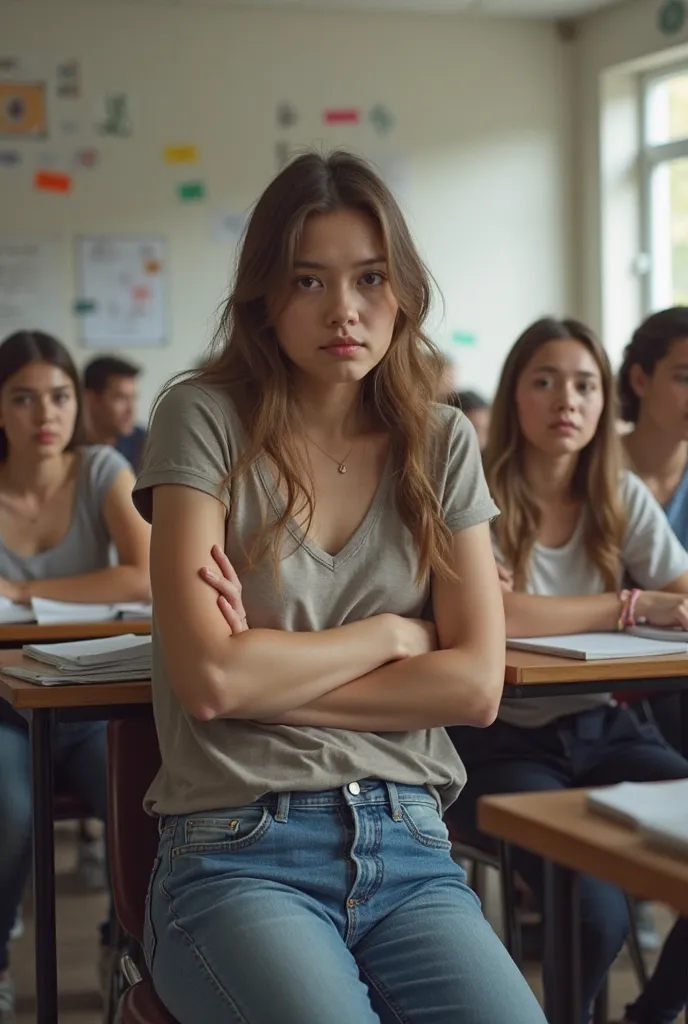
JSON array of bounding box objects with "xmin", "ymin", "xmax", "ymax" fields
[{"xmin": 658, "ymin": 0, "xmax": 687, "ymax": 35}]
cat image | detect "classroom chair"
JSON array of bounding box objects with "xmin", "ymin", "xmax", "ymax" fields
[{"xmin": 106, "ymin": 715, "xmax": 179, "ymax": 1024}]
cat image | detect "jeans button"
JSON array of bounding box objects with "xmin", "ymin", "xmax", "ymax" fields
[{"xmin": 348, "ymin": 782, "xmax": 361, "ymax": 795}]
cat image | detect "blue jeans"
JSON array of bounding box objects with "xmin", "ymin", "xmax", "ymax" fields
[
  {"xmin": 0, "ymin": 699, "xmax": 111, "ymax": 972},
  {"xmin": 448, "ymin": 705, "xmax": 688, "ymax": 1024},
  {"xmin": 625, "ymin": 915, "xmax": 688, "ymax": 1024},
  {"xmin": 145, "ymin": 781, "xmax": 546, "ymax": 1023}
]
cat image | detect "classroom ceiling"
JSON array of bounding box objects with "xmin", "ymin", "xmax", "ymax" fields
[{"xmin": 80, "ymin": 0, "xmax": 626, "ymax": 19}]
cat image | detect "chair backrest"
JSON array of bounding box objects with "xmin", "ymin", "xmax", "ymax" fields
[{"xmin": 107, "ymin": 714, "xmax": 161, "ymax": 944}]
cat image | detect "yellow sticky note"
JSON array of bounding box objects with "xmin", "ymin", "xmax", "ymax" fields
[{"xmin": 164, "ymin": 144, "xmax": 198, "ymax": 164}]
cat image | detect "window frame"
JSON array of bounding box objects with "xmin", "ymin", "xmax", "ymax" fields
[{"xmin": 640, "ymin": 61, "xmax": 688, "ymax": 313}]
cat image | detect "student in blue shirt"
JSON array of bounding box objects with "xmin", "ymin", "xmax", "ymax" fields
[
  {"xmin": 83, "ymin": 356, "xmax": 147, "ymax": 472},
  {"xmin": 617, "ymin": 306, "xmax": 688, "ymax": 1024}
]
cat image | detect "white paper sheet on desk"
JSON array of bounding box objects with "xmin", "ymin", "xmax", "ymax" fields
[
  {"xmin": 588, "ymin": 779, "xmax": 688, "ymax": 828},
  {"xmin": 3, "ymin": 666, "xmax": 151, "ymax": 687},
  {"xmin": 24, "ymin": 634, "xmax": 151, "ymax": 669},
  {"xmin": 30, "ymin": 598, "xmax": 152, "ymax": 624},
  {"xmin": 0, "ymin": 597, "xmax": 36, "ymax": 624}
]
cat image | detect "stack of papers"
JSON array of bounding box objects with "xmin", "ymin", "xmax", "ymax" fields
[
  {"xmin": 588, "ymin": 780, "xmax": 688, "ymax": 858},
  {"xmin": 4, "ymin": 634, "xmax": 152, "ymax": 686},
  {"xmin": 506, "ymin": 632, "xmax": 688, "ymax": 660},
  {"xmin": 0, "ymin": 596, "xmax": 152, "ymax": 626}
]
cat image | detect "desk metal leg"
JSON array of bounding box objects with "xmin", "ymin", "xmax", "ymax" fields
[
  {"xmin": 30, "ymin": 708, "xmax": 58, "ymax": 1024},
  {"xmin": 545, "ymin": 860, "xmax": 581, "ymax": 1024},
  {"xmin": 499, "ymin": 841, "xmax": 523, "ymax": 969}
]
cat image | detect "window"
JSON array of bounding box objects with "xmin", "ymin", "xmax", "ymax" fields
[{"xmin": 642, "ymin": 66, "xmax": 688, "ymax": 311}]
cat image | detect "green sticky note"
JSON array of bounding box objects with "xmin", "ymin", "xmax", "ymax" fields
[
  {"xmin": 451, "ymin": 330, "xmax": 476, "ymax": 347},
  {"xmin": 73, "ymin": 299, "xmax": 96, "ymax": 315},
  {"xmin": 177, "ymin": 180, "xmax": 206, "ymax": 201}
]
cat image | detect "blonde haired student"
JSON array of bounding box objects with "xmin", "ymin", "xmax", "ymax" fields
[
  {"xmin": 448, "ymin": 316, "xmax": 688, "ymax": 1024},
  {"xmin": 131, "ymin": 151, "xmax": 546, "ymax": 1024},
  {"xmin": 0, "ymin": 330, "xmax": 150, "ymax": 1021}
]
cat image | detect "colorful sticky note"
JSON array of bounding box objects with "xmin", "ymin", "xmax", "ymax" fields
[
  {"xmin": 144, "ymin": 260, "xmax": 161, "ymax": 274},
  {"xmin": 165, "ymin": 144, "xmax": 198, "ymax": 164},
  {"xmin": 34, "ymin": 169, "xmax": 72, "ymax": 194},
  {"xmin": 323, "ymin": 108, "xmax": 360, "ymax": 125},
  {"xmin": 73, "ymin": 299, "xmax": 96, "ymax": 314},
  {"xmin": 132, "ymin": 285, "xmax": 151, "ymax": 302},
  {"xmin": 451, "ymin": 330, "xmax": 477, "ymax": 347},
  {"xmin": 177, "ymin": 180, "xmax": 206, "ymax": 201}
]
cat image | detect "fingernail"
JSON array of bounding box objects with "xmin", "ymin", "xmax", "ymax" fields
[{"xmin": 203, "ymin": 568, "xmax": 217, "ymax": 580}]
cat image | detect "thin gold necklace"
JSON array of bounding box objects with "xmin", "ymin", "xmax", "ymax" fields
[{"xmin": 307, "ymin": 436, "xmax": 355, "ymax": 474}]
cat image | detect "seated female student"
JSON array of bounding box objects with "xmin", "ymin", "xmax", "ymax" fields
[
  {"xmin": 131, "ymin": 151, "xmax": 547, "ymax": 1024},
  {"xmin": 447, "ymin": 316, "xmax": 688, "ymax": 1024},
  {"xmin": 0, "ymin": 330, "xmax": 150, "ymax": 1022},
  {"xmin": 611, "ymin": 306, "xmax": 688, "ymax": 1024}
]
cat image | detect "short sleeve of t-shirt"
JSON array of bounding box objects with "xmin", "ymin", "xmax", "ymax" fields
[
  {"xmin": 621, "ymin": 470, "xmax": 688, "ymax": 587},
  {"xmin": 434, "ymin": 405, "xmax": 499, "ymax": 532},
  {"xmin": 84, "ymin": 445, "xmax": 131, "ymax": 509},
  {"xmin": 133, "ymin": 382, "xmax": 233, "ymax": 523}
]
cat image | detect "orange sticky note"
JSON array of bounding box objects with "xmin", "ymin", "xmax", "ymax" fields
[
  {"xmin": 144, "ymin": 260, "xmax": 161, "ymax": 274},
  {"xmin": 164, "ymin": 144, "xmax": 197, "ymax": 164},
  {"xmin": 34, "ymin": 170, "xmax": 72, "ymax": 194}
]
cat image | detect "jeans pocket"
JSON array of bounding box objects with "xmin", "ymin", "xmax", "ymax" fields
[
  {"xmin": 400, "ymin": 799, "xmax": 453, "ymax": 850},
  {"xmin": 172, "ymin": 806, "xmax": 273, "ymax": 857},
  {"xmin": 143, "ymin": 856, "xmax": 160, "ymax": 972}
]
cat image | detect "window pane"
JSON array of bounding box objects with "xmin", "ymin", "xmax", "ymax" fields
[
  {"xmin": 646, "ymin": 71, "xmax": 688, "ymax": 146},
  {"xmin": 650, "ymin": 157, "xmax": 688, "ymax": 308}
]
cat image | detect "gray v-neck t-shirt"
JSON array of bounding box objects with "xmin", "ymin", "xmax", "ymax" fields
[
  {"xmin": 0, "ymin": 445, "xmax": 128, "ymax": 583},
  {"xmin": 133, "ymin": 381, "xmax": 499, "ymax": 815}
]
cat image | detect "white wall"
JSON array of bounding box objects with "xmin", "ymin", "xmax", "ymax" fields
[
  {"xmin": 576, "ymin": 0, "xmax": 688, "ymax": 364},
  {"xmin": 0, "ymin": 0, "xmax": 573, "ymax": 412}
]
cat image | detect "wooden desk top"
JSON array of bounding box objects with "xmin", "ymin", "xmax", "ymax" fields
[
  {"xmin": 0, "ymin": 650, "xmax": 152, "ymax": 710},
  {"xmin": 478, "ymin": 788, "xmax": 688, "ymax": 914},
  {"xmin": 0, "ymin": 619, "xmax": 151, "ymax": 645},
  {"xmin": 504, "ymin": 648, "xmax": 688, "ymax": 686}
]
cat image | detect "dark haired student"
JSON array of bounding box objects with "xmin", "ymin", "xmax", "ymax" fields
[
  {"xmin": 614, "ymin": 306, "xmax": 688, "ymax": 1024},
  {"xmin": 83, "ymin": 355, "xmax": 147, "ymax": 471},
  {"xmin": 0, "ymin": 331, "xmax": 150, "ymax": 1022}
]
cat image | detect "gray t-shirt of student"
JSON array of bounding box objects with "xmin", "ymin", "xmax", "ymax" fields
[
  {"xmin": 0, "ymin": 445, "xmax": 129, "ymax": 583},
  {"xmin": 496, "ymin": 470, "xmax": 688, "ymax": 729},
  {"xmin": 133, "ymin": 381, "xmax": 500, "ymax": 816}
]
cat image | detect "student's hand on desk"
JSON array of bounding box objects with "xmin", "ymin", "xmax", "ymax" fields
[
  {"xmin": 636, "ymin": 591, "xmax": 688, "ymax": 629},
  {"xmin": 199, "ymin": 544, "xmax": 249, "ymax": 635}
]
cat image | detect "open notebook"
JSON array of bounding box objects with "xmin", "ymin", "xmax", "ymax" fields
[
  {"xmin": 3, "ymin": 634, "xmax": 151, "ymax": 686},
  {"xmin": 0, "ymin": 596, "xmax": 151, "ymax": 626},
  {"xmin": 506, "ymin": 632, "xmax": 688, "ymax": 660},
  {"xmin": 587, "ymin": 780, "xmax": 688, "ymax": 858}
]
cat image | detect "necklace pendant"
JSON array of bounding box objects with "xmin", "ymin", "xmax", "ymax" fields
[{"xmin": 338, "ymin": 463, "xmax": 347, "ymax": 474}]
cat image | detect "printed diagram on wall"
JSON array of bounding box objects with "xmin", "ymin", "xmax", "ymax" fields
[
  {"xmin": 0, "ymin": 235, "xmax": 65, "ymax": 341},
  {"xmin": 75, "ymin": 236, "xmax": 167, "ymax": 349},
  {"xmin": 0, "ymin": 82, "xmax": 47, "ymax": 139}
]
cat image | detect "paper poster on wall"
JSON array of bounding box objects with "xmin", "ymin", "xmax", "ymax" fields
[
  {"xmin": 97, "ymin": 94, "xmax": 132, "ymax": 138},
  {"xmin": 0, "ymin": 235, "xmax": 65, "ymax": 342},
  {"xmin": 369, "ymin": 104, "xmax": 395, "ymax": 137},
  {"xmin": 75, "ymin": 236, "xmax": 167, "ymax": 348},
  {"xmin": 56, "ymin": 60, "xmax": 80, "ymax": 99},
  {"xmin": 276, "ymin": 102, "xmax": 298, "ymax": 129},
  {"xmin": 0, "ymin": 81, "xmax": 47, "ymax": 138}
]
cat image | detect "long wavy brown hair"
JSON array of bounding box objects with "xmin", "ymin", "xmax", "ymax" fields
[
  {"xmin": 189, "ymin": 150, "xmax": 452, "ymax": 581},
  {"xmin": 485, "ymin": 317, "xmax": 626, "ymax": 591}
]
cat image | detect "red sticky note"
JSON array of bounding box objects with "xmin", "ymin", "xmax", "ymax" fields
[
  {"xmin": 132, "ymin": 285, "xmax": 151, "ymax": 302},
  {"xmin": 323, "ymin": 108, "xmax": 360, "ymax": 125},
  {"xmin": 34, "ymin": 170, "xmax": 72, "ymax": 194}
]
